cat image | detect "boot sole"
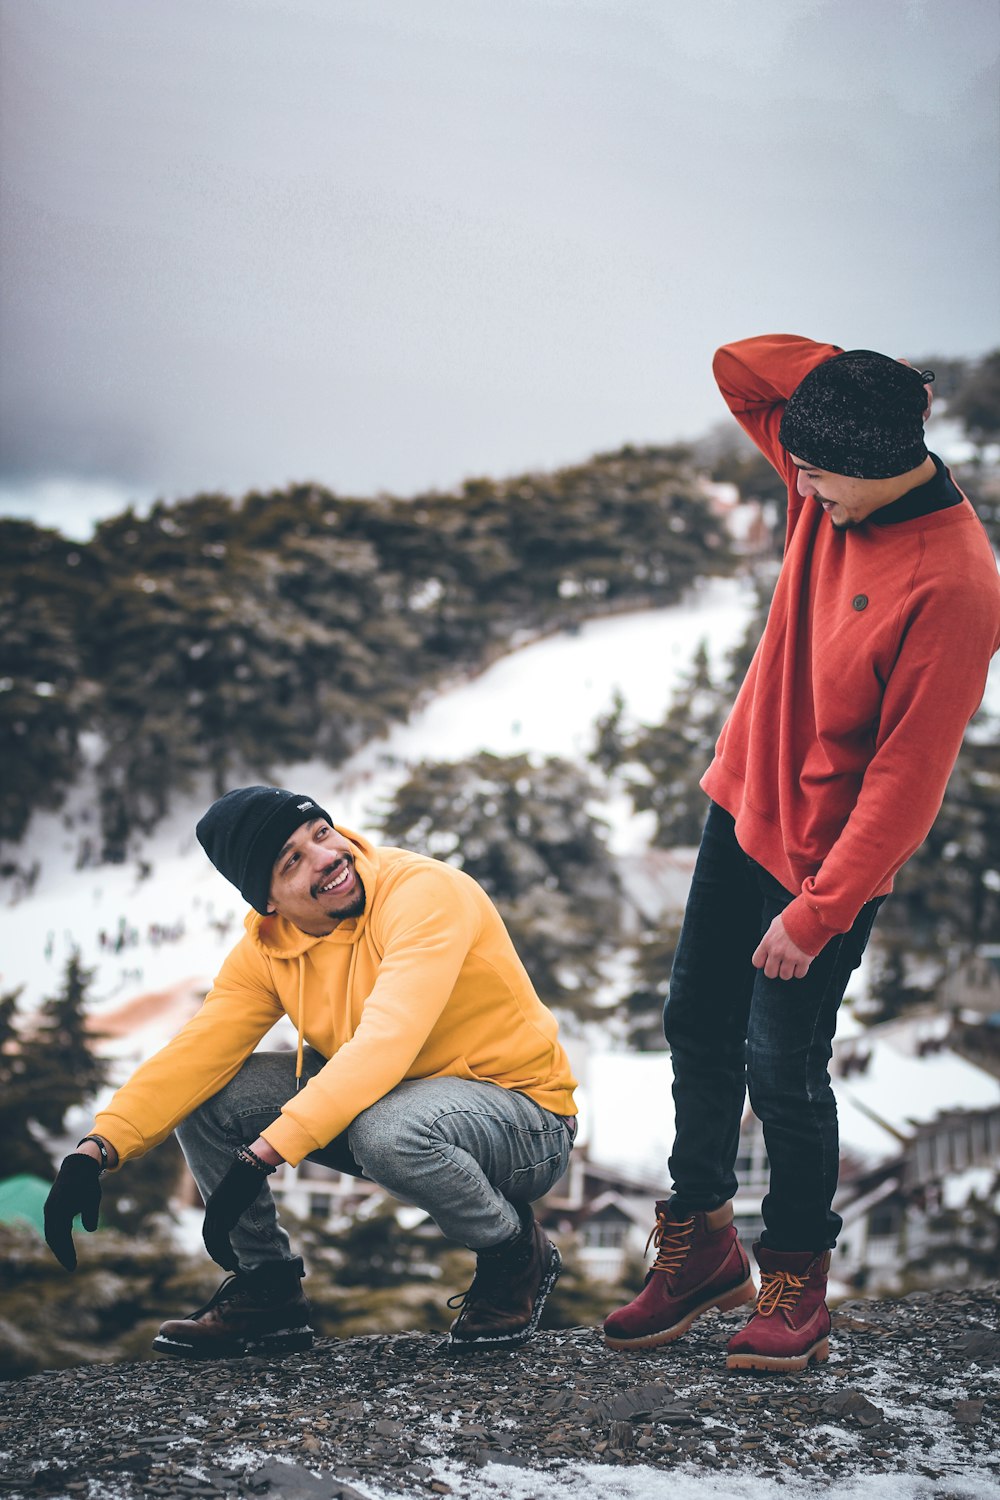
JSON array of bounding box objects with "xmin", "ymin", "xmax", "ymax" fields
[
  {"xmin": 726, "ymin": 1335, "xmax": 830, "ymax": 1372},
  {"xmin": 604, "ymin": 1275, "xmax": 757, "ymax": 1351},
  {"xmin": 151, "ymin": 1325, "xmax": 315, "ymax": 1360},
  {"xmin": 448, "ymin": 1244, "xmax": 562, "ymax": 1352}
]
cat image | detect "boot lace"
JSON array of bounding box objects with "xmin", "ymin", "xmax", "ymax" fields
[
  {"xmin": 446, "ymin": 1229, "xmax": 535, "ymax": 1312},
  {"xmin": 446, "ymin": 1258, "xmax": 506, "ymax": 1313},
  {"xmin": 646, "ymin": 1211, "xmax": 694, "ymax": 1275},
  {"xmin": 188, "ymin": 1273, "xmax": 247, "ymax": 1319},
  {"xmin": 755, "ymin": 1269, "xmax": 805, "ymax": 1317}
]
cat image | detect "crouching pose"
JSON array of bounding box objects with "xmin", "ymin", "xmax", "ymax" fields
[
  {"xmin": 45, "ymin": 787, "xmax": 577, "ymax": 1357},
  {"xmin": 605, "ymin": 334, "xmax": 1000, "ymax": 1371}
]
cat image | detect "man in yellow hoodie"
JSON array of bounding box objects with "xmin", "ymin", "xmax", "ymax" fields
[{"xmin": 43, "ymin": 786, "xmax": 579, "ymax": 1358}]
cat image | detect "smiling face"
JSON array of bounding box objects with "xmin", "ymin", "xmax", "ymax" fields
[
  {"xmin": 267, "ymin": 819, "xmax": 366, "ymax": 935},
  {"xmin": 789, "ymin": 455, "xmax": 892, "ymax": 529},
  {"xmin": 788, "ymin": 453, "xmax": 935, "ymax": 530}
]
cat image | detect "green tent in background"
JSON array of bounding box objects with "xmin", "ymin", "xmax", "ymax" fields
[{"xmin": 0, "ymin": 1175, "xmax": 50, "ymax": 1238}]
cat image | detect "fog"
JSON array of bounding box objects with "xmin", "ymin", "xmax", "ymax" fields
[{"xmin": 1, "ymin": 0, "xmax": 997, "ymax": 530}]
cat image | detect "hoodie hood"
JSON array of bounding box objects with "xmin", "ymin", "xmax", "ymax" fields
[{"xmin": 244, "ymin": 827, "xmax": 382, "ymax": 959}]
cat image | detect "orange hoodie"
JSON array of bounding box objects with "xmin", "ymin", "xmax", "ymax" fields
[
  {"xmin": 92, "ymin": 830, "xmax": 577, "ymax": 1167},
  {"xmin": 702, "ymin": 335, "xmax": 1000, "ymax": 955}
]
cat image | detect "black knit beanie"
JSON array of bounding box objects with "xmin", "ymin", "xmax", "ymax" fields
[
  {"xmin": 196, "ymin": 786, "xmax": 333, "ymax": 914},
  {"xmin": 779, "ymin": 350, "xmax": 933, "ymax": 479}
]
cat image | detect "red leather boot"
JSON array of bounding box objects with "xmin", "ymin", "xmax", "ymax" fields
[
  {"xmin": 726, "ymin": 1243, "xmax": 832, "ymax": 1371},
  {"xmin": 604, "ymin": 1200, "xmax": 755, "ymax": 1351}
]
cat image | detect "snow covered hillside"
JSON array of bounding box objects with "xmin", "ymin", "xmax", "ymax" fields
[{"xmin": 0, "ymin": 575, "xmax": 755, "ymax": 1023}]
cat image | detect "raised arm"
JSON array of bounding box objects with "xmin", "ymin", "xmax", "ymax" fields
[{"xmin": 713, "ymin": 335, "xmax": 841, "ymax": 478}]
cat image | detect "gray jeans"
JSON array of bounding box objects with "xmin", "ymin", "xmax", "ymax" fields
[{"xmin": 175, "ymin": 1048, "xmax": 575, "ymax": 1269}]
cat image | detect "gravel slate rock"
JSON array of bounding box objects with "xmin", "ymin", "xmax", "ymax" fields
[{"xmin": 1, "ymin": 1285, "xmax": 998, "ymax": 1497}]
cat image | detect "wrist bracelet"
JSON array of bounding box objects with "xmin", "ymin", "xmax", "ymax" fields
[
  {"xmin": 235, "ymin": 1144, "xmax": 277, "ymax": 1176},
  {"xmin": 77, "ymin": 1135, "xmax": 110, "ymax": 1172}
]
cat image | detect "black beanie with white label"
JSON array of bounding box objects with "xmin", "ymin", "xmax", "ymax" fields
[{"xmin": 196, "ymin": 786, "xmax": 333, "ymax": 914}]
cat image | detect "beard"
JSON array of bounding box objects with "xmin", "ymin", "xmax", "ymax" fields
[{"xmin": 323, "ymin": 870, "xmax": 366, "ymax": 921}]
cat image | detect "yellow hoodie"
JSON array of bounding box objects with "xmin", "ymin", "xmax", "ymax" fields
[{"xmin": 92, "ymin": 830, "xmax": 578, "ymax": 1167}]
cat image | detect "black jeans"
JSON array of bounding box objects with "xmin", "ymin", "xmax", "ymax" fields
[{"xmin": 663, "ymin": 802, "xmax": 883, "ymax": 1251}]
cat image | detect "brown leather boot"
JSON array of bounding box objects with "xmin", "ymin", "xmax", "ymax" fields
[
  {"xmin": 604, "ymin": 1200, "xmax": 755, "ymax": 1350},
  {"xmin": 152, "ymin": 1257, "xmax": 314, "ymax": 1359},
  {"xmin": 726, "ymin": 1243, "xmax": 832, "ymax": 1371},
  {"xmin": 448, "ymin": 1206, "xmax": 561, "ymax": 1351}
]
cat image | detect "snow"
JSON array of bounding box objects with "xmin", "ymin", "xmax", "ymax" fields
[
  {"xmin": 59, "ymin": 1442, "xmax": 995, "ymax": 1500},
  {"xmin": 579, "ymin": 1052, "xmax": 677, "ymax": 1182},
  {"xmin": 419, "ymin": 1466, "xmax": 999, "ymax": 1500},
  {"xmin": 579, "ymin": 1019, "xmax": 1000, "ymax": 1186},
  {"xmin": 942, "ymin": 1165, "xmax": 998, "ymax": 1211},
  {"xmin": 5, "ymin": 563, "xmax": 997, "ymax": 1029},
  {"xmin": 0, "ymin": 575, "xmax": 755, "ymax": 1019},
  {"xmin": 82, "ymin": 1449, "xmax": 996, "ymax": 1500},
  {"xmin": 327, "ymin": 574, "xmax": 754, "ymax": 774},
  {"xmin": 837, "ymin": 1035, "xmax": 1000, "ymax": 1147}
]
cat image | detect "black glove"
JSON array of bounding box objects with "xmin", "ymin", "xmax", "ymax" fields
[
  {"xmin": 202, "ymin": 1158, "xmax": 269, "ymax": 1270},
  {"xmin": 44, "ymin": 1154, "xmax": 103, "ymax": 1271}
]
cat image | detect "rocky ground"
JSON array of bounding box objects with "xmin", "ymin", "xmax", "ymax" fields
[{"xmin": 1, "ymin": 1287, "xmax": 998, "ymax": 1500}]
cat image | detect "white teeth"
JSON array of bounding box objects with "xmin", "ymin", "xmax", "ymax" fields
[{"xmin": 320, "ymin": 866, "xmax": 351, "ymax": 894}]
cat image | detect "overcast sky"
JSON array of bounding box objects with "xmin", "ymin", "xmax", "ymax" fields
[{"xmin": 1, "ymin": 0, "xmax": 998, "ymax": 533}]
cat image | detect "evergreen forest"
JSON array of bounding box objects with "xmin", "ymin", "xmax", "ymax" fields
[{"xmin": 1, "ymin": 444, "xmax": 731, "ymax": 861}]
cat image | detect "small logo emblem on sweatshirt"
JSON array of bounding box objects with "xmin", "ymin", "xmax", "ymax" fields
[{"xmin": 852, "ymin": 594, "xmax": 869, "ymax": 611}]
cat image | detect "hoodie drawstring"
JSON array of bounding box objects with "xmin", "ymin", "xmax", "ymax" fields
[
  {"xmin": 346, "ymin": 941, "xmax": 360, "ymax": 1027},
  {"xmin": 295, "ymin": 955, "xmax": 305, "ymax": 1090}
]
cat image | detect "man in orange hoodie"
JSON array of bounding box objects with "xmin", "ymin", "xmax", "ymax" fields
[
  {"xmin": 605, "ymin": 336, "xmax": 1000, "ymax": 1371},
  {"xmin": 43, "ymin": 788, "xmax": 578, "ymax": 1358}
]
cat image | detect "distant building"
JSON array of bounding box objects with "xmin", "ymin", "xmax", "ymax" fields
[
  {"xmin": 548, "ymin": 1025, "xmax": 1000, "ymax": 1292},
  {"xmin": 698, "ymin": 478, "xmax": 775, "ymax": 557},
  {"xmin": 731, "ymin": 1013, "xmax": 1000, "ymax": 1295},
  {"xmin": 937, "ymin": 944, "xmax": 1000, "ymax": 1022}
]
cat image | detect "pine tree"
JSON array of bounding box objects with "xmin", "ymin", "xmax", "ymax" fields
[
  {"xmin": 0, "ymin": 986, "xmax": 53, "ymax": 1178},
  {"xmin": 618, "ymin": 923, "xmax": 683, "ymax": 1051},
  {"xmin": 873, "ymin": 715, "xmax": 1000, "ymax": 974},
  {"xmin": 624, "ymin": 641, "xmax": 724, "ymax": 847},
  {"xmin": 376, "ymin": 751, "xmax": 622, "ymax": 1023},
  {"xmin": 2, "ymin": 445, "xmax": 736, "ymax": 858},
  {"xmin": 589, "ymin": 688, "xmax": 629, "ymax": 778},
  {"xmin": 864, "ymin": 940, "xmax": 929, "ymax": 1025},
  {"xmin": 0, "ymin": 521, "xmax": 88, "ymax": 841},
  {"xmin": 1, "ymin": 955, "xmax": 111, "ymax": 1179},
  {"xmin": 99, "ymin": 1135, "xmax": 185, "ymax": 1235},
  {"xmin": 949, "ymin": 350, "xmax": 1000, "ymax": 452}
]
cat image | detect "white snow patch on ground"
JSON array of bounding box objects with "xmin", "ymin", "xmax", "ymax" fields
[{"xmin": 411, "ymin": 1460, "xmax": 999, "ymax": 1500}]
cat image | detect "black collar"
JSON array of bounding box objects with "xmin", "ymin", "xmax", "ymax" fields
[{"xmin": 872, "ymin": 453, "xmax": 962, "ymax": 526}]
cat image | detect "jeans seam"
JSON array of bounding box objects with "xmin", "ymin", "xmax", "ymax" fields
[
  {"xmin": 417, "ymin": 1117, "xmax": 568, "ymax": 1196},
  {"xmin": 425, "ymin": 1103, "xmax": 567, "ymax": 1141}
]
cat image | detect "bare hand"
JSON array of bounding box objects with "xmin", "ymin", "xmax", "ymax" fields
[
  {"xmin": 752, "ymin": 914, "xmax": 813, "ymax": 981},
  {"xmin": 249, "ymin": 1136, "xmax": 284, "ymax": 1167}
]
